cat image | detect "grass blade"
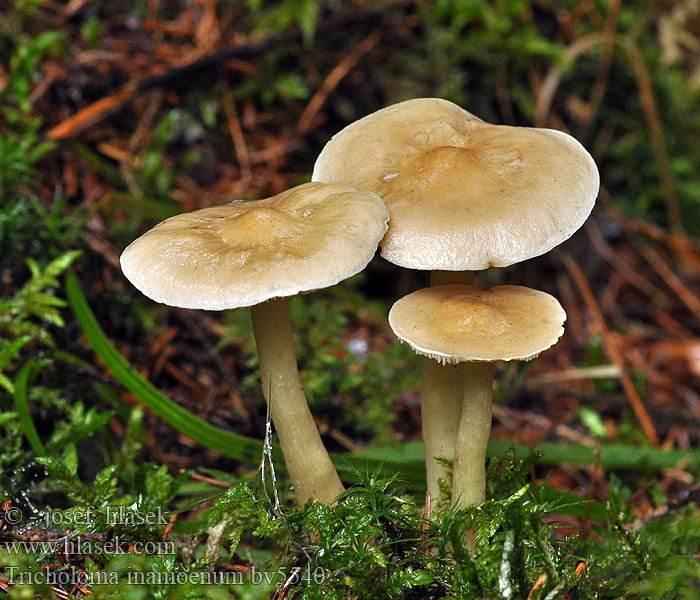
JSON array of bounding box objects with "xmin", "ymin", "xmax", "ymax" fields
[
  {"xmin": 63, "ymin": 269, "xmax": 424, "ymax": 484},
  {"xmin": 65, "ymin": 269, "xmax": 267, "ymax": 465},
  {"xmin": 487, "ymin": 439, "xmax": 700, "ymax": 471},
  {"xmin": 14, "ymin": 360, "xmax": 46, "ymax": 457}
]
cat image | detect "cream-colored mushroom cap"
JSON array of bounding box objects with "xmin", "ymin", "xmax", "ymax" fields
[
  {"xmin": 120, "ymin": 182, "xmax": 389, "ymax": 310},
  {"xmin": 312, "ymin": 98, "xmax": 599, "ymax": 271},
  {"xmin": 388, "ymin": 284, "xmax": 566, "ymax": 364}
]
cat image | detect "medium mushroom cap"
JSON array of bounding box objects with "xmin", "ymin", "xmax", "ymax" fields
[
  {"xmin": 120, "ymin": 182, "xmax": 389, "ymax": 310},
  {"xmin": 312, "ymin": 98, "xmax": 599, "ymax": 271},
  {"xmin": 388, "ymin": 284, "xmax": 566, "ymax": 364}
]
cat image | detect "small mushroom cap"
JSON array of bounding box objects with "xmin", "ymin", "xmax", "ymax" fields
[
  {"xmin": 388, "ymin": 284, "xmax": 566, "ymax": 364},
  {"xmin": 120, "ymin": 182, "xmax": 389, "ymax": 310},
  {"xmin": 312, "ymin": 98, "xmax": 599, "ymax": 270}
]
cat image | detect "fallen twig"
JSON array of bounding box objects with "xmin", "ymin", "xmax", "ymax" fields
[
  {"xmin": 561, "ymin": 251, "xmax": 660, "ymax": 446},
  {"xmin": 46, "ymin": 10, "xmax": 384, "ymax": 141}
]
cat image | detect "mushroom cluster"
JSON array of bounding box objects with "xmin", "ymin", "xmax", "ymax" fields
[
  {"xmin": 312, "ymin": 98, "xmax": 599, "ymax": 533},
  {"xmin": 120, "ymin": 98, "xmax": 599, "ymax": 542}
]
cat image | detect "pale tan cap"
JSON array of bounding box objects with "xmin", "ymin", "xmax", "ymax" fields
[
  {"xmin": 388, "ymin": 284, "xmax": 566, "ymax": 364},
  {"xmin": 120, "ymin": 182, "xmax": 389, "ymax": 310},
  {"xmin": 312, "ymin": 98, "xmax": 599, "ymax": 271}
]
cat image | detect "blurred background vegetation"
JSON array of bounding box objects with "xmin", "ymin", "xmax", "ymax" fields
[{"xmin": 1, "ymin": 0, "xmax": 700, "ymax": 598}]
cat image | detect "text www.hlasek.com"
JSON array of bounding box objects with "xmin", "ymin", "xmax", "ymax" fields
[{"xmin": 4, "ymin": 536, "xmax": 175, "ymax": 556}]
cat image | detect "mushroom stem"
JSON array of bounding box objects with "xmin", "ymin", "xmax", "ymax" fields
[
  {"xmin": 422, "ymin": 359, "xmax": 465, "ymax": 505},
  {"xmin": 251, "ymin": 296, "xmax": 344, "ymax": 506},
  {"xmin": 420, "ymin": 270, "xmax": 474, "ymax": 506},
  {"xmin": 452, "ymin": 361, "xmax": 494, "ymax": 550}
]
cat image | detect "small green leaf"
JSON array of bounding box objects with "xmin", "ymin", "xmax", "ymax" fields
[{"xmin": 0, "ymin": 335, "xmax": 32, "ymax": 369}]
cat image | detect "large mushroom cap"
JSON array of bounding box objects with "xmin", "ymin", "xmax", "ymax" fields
[
  {"xmin": 312, "ymin": 98, "xmax": 599, "ymax": 271},
  {"xmin": 120, "ymin": 182, "xmax": 389, "ymax": 310},
  {"xmin": 388, "ymin": 284, "xmax": 566, "ymax": 364}
]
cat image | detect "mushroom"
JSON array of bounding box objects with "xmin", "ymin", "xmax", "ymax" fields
[
  {"xmin": 120, "ymin": 182, "xmax": 389, "ymax": 505},
  {"xmin": 312, "ymin": 97, "xmax": 598, "ymax": 505},
  {"xmin": 389, "ymin": 284, "xmax": 566, "ymax": 547}
]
